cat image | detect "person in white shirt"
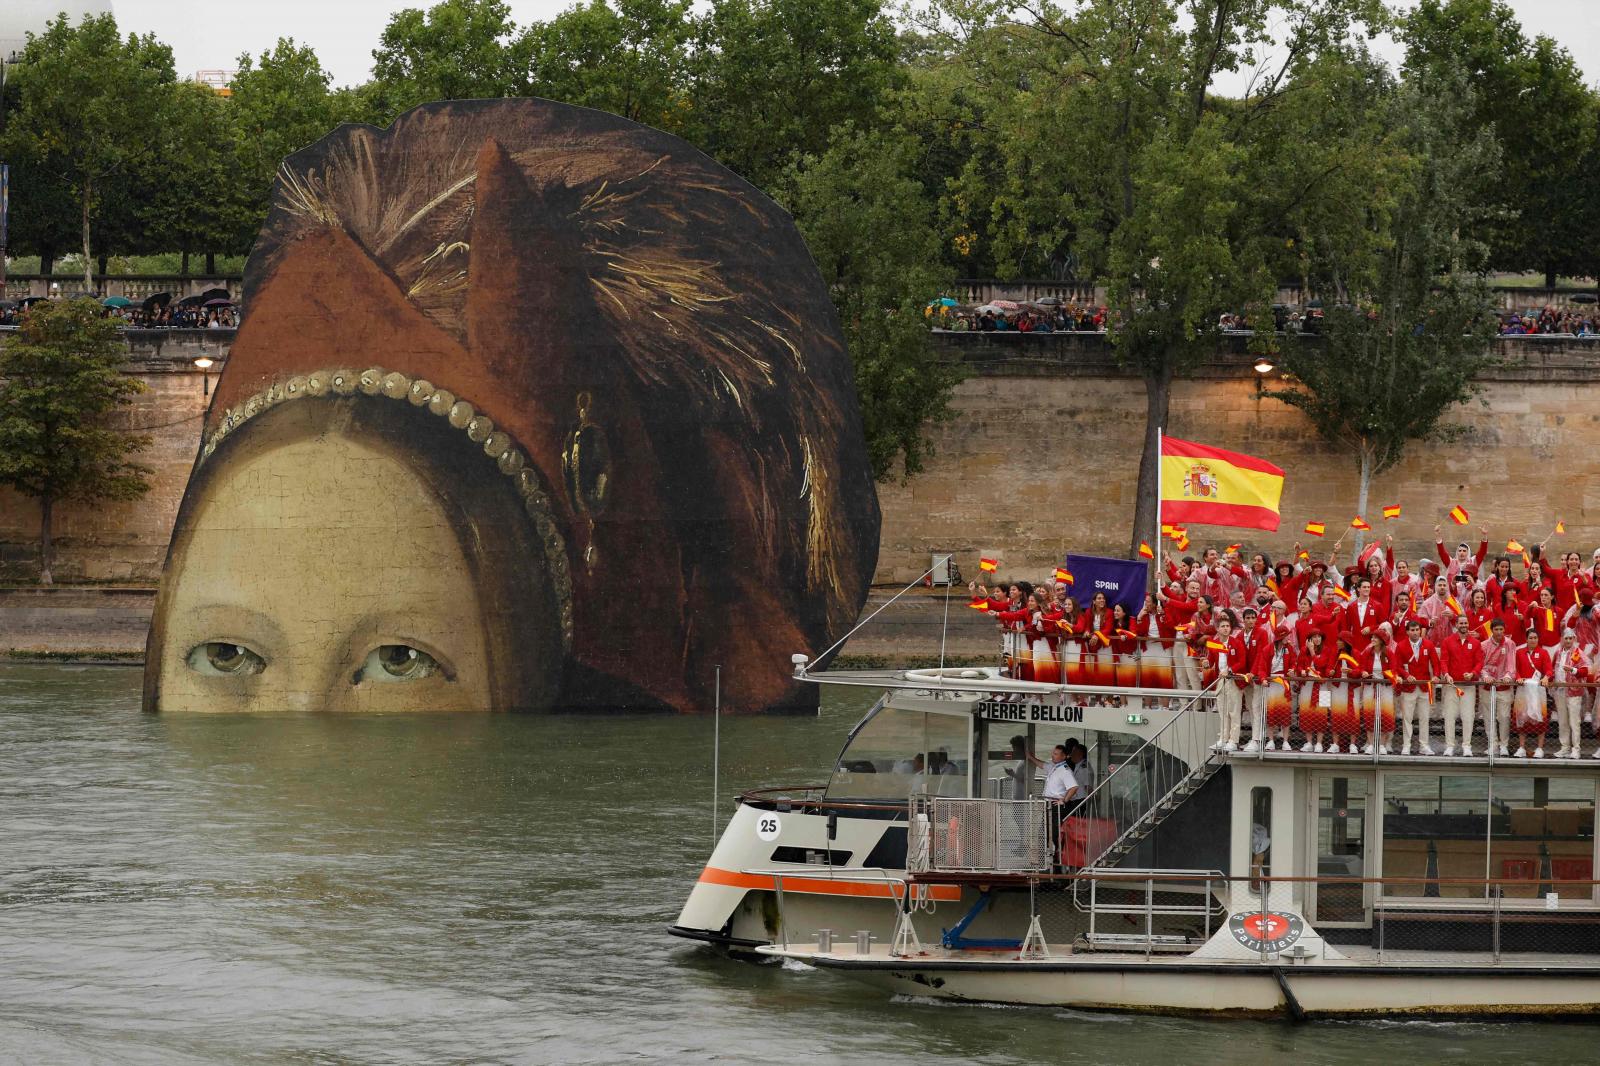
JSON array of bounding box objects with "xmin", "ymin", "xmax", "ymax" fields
[
  {"xmin": 1043, "ymin": 745, "xmax": 1078, "ymax": 802},
  {"xmin": 1069, "ymin": 741, "xmax": 1096, "ymax": 794}
]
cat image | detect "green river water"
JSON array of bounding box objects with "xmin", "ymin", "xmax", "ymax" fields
[{"xmin": 1, "ymin": 663, "xmax": 1596, "ymax": 1064}]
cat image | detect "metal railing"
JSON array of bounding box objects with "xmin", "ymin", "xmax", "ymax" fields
[{"xmin": 908, "ymin": 796, "xmax": 1051, "ymax": 874}]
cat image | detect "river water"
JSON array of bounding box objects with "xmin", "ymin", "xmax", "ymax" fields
[{"xmin": 1, "ymin": 663, "xmax": 1597, "ymax": 1064}]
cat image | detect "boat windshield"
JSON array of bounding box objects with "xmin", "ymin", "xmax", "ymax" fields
[{"xmin": 824, "ymin": 705, "xmax": 969, "ymax": 801}]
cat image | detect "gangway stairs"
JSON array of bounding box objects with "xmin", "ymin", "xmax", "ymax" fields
[{"xmin": 1069, "ymin": 684, "xmax": 1224, "ymax": 874}]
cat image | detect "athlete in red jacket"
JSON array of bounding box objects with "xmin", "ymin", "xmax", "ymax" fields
[
  {"xmin": 1392, "ymin": 618, "xmax": 1441, "ymax": 755},
  {"xmin": 1439, "ymin": 613, "xmax": 1485, "ymax": 756}
]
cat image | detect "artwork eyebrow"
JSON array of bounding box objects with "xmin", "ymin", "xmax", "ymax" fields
[{"xmin": 183, "ymin": 604, "xmax": 288, "ymax": 656}]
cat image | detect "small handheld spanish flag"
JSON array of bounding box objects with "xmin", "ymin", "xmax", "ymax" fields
[
  {"xmin": 1351, "ymin": 516, "xmax": 1371, "ymax": 531},
  {"xmin": 1449, "ymin": 505, "xmax": 1470, "ymax": 525},
  {"xmin": 1176, "ymin": 534, "xmax": 1190, "ymax": 551},
  {"xmin": 1297, "ymin": 549, "xmax": 1310, "ymax": 561},
  {"xmin": 1546, "ymin": 608, "xmax": 1556, "ymax": 629},
  {"xmin": 968, "ymin": 597, "xmax": 990, "ymax": 611},
  {"xmin": 1557, "ymin": 520, "xmax": 1567, "ymax": 534},
  {"xmin": 1339, "ymin": 652, "xmax": 1360, "ymax": 669},
  {"xmin": 1446, "ymin": 595, "xmax": 1464, "ymax": 616},
  {"xmin": 1224, "ymin": 543, "xmax": 1242, "ymax": 554},
  {"xmin": 1384, "ymin": 669, "xmax": 1399, "ymax": 684},
  {"xmin": 1138, "ymin": 542, "xmax": 1155, "ymax": 560},
  {"xmin": 1383, "ymin": 504, "xmax": 1402, "ymax": 520},
  {"xmin": 1507, "ymin": 539, "xmax": 1525, "ymax": 554},
  {"xmin": 1206, "ymin": 639, "xmax": 1227, "ymax": 652},
  {"xmin": 1116, "ymin": 628, "xmax": 1139, "ymax": 639},
  {"xmin": 979, "ymin": 557, "xmax": 998, "ymax": 573},
  {"xmin": 1161, "ymin": 524, "xmax": 1177, "ymax": 536},
  {"xmin": 1329, "ymin": 586, "xmax": 1352, "ymax": 602},
  {"xmin": 1304, "ymin": 521, "xmax": 1326, "ymax": 537},
  {"xmin": 1054, "ymin": 567, "xmax": 1073, "ymax": 584}
]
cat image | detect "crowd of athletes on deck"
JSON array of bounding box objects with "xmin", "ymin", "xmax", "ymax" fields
[{"xmin": 971, "ymin": 528, "xmax": 1600, "ymax": 759}]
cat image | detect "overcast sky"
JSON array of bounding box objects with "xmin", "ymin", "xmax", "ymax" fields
[{"xmin": 108, "ymin": 0, "xmax": 1600, "ymax": 90}]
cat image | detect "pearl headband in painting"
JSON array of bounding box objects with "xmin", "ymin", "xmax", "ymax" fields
[{"xmin": 199, "ymin": 366, "xmax": 574, "ymax": 653}]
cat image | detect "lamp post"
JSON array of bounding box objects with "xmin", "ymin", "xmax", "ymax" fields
[
  {"xmin": 1253, "ymin": 356, "xmax": 1274, "ymax": 396},
  {"xmin": 194, "ymin": 355, "xmax": 214, "ymax": 396}
]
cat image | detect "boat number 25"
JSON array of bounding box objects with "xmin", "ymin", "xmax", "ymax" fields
[{"xmin": 756, "ymin": 814, "xmax": 782, "ymax": 842}]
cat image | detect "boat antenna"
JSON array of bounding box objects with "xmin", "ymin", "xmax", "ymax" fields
[
  {"xmin": 712, "ymin": 664, "xmax": 722, "ymax": 843},
  {"xmin": 937, "ymin": 553, "xmax": 952, "ymax": 689}
]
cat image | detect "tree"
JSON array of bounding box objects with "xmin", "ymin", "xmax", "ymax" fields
[
  {"xmin": 0, "ymin": 300, "xmax": 152, "ymax": 585},
  {"xmin": 0, "ymin": 14, "xmax": 175, "ymax": 288},
  {"xmin": 1267, "ymin": 67, "xmax": 1501, "ymax": 553},
  {"xmin": 785, "ymin": 123, "xmax": 963, "ymax": 479},
  {"xmin": 1403, "ymin": 0, "xmax": 1597, "ymax": 286},
  {"xmin": 525, "ymin": 0, "xmax": 696, "ymax": 131},
  {"xmin": 230, "ymin": 39, "xmax": 346, "ymax": 234},
  {"xmin": 691, "ymin": 0, "xmax": 902, "ymax": 190},
  {"xmin": 367, "ymin": 0, "xmax": 532, "ymax": 122},
  {"xmin": 925, "ymin": 0, "xmax": 1390, "ymax": 560}
]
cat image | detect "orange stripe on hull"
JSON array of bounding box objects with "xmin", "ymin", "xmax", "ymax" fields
[{"xmin": 696, "ymin": 866, "xmax": 962, "ymax": 902}]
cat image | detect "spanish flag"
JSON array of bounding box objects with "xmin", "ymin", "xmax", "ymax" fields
[
  {"xmin": 1138, "ymin": 542, "xmax": 1155, "ymax": 560},
  {"xmin": 1350, "ymin": 516, "xmax": 1371, "ymax": 531},
  {"xmin": 1339, "ymin": 652, "xmax": 1360, "ymax": 670},
  {"xmin": 1447, "ymin": 595, "xmax": 1464, "ymax": 616},
  {"xmin": 1449, "ymin": 505, "xmax": 1470, "ymax": 526},
  {"xmin": 979, "ymin": 557, "xmax": 998, "ymax": 573},
  {"xmin": 968, "ymin": 598, "xmax": 991, "ymax": 611},
  {"xmin": 1176, "ymin": 534, "xmax": 1191, "ymax": 551},
  {"xmin": 1055, "ymin": 567, "xmax": 1073, "ymax": 584},
  {"xmin": 1557, "ymin": 520, "xmax": 1567, "ymax": 534},
  {"xmin": 1304, "ymin": 521, "xmax": 1326, "ymax": 537},
  {"xmin": 1383, "ymin": 504, "xmax": 1402, "ymax": 520},
  {"xmin": 1507, "ymin": 539, "xmax": 1524, "ymax": 554},
  {"xmin": 1329, "ymin": 586, "xmax": 1352, "ymax": 602},
  {"xmin": 1206, "ymin": 640, "xmax": 1227, "ymax": 652},
  {"xmin": 1159, "ymin": 435, "xmax": 1285, "ymax": 532}
]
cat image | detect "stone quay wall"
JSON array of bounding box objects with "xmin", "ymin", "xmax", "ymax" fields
[
  {"xmin": 3, "ymin": 327, "xmax": 1600, "ymax": 596},
  {"xmin": 875, "ymin": 331, "xmax": 1600, "ymax": 585}
]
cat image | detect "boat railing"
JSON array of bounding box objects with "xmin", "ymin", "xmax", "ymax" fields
[
  {"xmin": 737, "ymin": 785, "xmax": 908, "ymax": 816},
  {"xmin": 907, "ymin": 795, "xmax": 1053, "ymax": 874},
  {"xmin": 884, "ymin": 870, "xmax": 1600, "ymax": 965}
]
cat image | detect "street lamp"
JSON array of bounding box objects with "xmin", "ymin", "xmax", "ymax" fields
[
  {"xmin": 194, "ymin": 355, "xmax": 214, "ymax": 396},
  {"xmin": 1253, "ymin": 357, "xmax": 1275, "ymax": 375}
]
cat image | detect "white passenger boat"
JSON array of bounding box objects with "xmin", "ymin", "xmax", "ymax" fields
[{"xmin": 671, "ymin": 658, "xmax": 1600, "ymax": 1018}]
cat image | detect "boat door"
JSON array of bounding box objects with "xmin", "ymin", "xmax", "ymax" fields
[{"xmin": 1308, "ymin": 772, "xmax": 1374, "ymax": 926}]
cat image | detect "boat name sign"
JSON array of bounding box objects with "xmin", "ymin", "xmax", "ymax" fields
[{"xmin": 976, "ymin": 701, "xmax": 1085, "ymax": 723}]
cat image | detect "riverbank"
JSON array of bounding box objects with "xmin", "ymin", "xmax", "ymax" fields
[{"xmin": 0, "ymin": 584, "xmax": 999, "ymax": 668}]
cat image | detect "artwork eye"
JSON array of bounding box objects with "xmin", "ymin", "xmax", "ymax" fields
[
  {"xmin": 358, "ymin": 644, "xmax": 442, "ymax": 683},
  {"xmin": 186, "ymin": 642, "xmax": 267, "ymax": 677}
]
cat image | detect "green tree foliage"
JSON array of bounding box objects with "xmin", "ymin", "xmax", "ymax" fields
[
  {"xmin": 131, "ymin": 83, "xmax": 254, "ymax": 269},
  {"xmin": 0, "ymin": 14, "xmax": 176, "ymax": 286},
  {"xmin": 366, "ymin": 0, "xmax": 533, "ymax": 122},
  {"xmin": 231, "ymin": 40, "xmax": 346, "ymax": 212},
  {"xmin": 785, "ymin": 123, "xmax": 962, "ymax": 479},
  {"xmin": 691, "ymin": 0, "xmax": 902, "ymax": 190},
  {"xmin": 921, "ymin": 0, "xmax": 1392, "ymax": 556},
  {"xmin": 526, "ymin": 0, "xmax": 696, "ymax": 131},
  {"xmin": 1267, "ymin": 66, "xmax": 1502, "ymax": 552},
  {"xmin": 0, "ymin": 300, "xmax": 152, "ymax": 584},
  {"xmin": 1404, "ymin": 0, "xmax": 1597, "ymax": 287}
]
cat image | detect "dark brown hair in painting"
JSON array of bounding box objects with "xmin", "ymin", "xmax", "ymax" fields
[{"xmin": 144, "ymin": 98, "xmax": 880, "ymax": 715}]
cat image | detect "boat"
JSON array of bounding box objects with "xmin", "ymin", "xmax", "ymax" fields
[{"xmin": 670, "ymin": 636, "xmax": 1600, "ymax": 1018}]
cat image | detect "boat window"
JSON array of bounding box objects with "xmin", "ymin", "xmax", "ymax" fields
[
  {"xmin": 1381, "ymin": 774, "xmax": 1488, "ymax": 898},
  {"xmin": 1250, "ymin": 787, "xmax": 1272, "ymax": 886},
  {"xmin": 823, "ymin": 707, "xmax": 969, "ymax": 801},
  {"xmin": 1031, "ymin": 724, "xmax": 1143, "ymax": 798},
  {"xmin": 1489, "ymin": 777, "xmax": 1596, "ymax": 900}
]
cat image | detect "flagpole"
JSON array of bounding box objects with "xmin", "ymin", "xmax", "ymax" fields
[{"xmin": 1153, "ymin": 426, "xmax": 1163, "ymax": 590}]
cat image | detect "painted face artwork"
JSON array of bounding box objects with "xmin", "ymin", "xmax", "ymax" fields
[{"xmin": 145, "ymin": 99, "xmax": 881, "ymax": 714}]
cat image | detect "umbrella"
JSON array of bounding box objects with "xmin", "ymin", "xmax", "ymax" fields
[
  {"xmin": 926, "ymin": 297, "xmax": 959, "ymax": 308},
  {"xmin": 176, "ymin": 294, "xmax": 207, "ymax": 307},
  {"xmin": 1572, "ymin": 293, "xmax": 1597, "ymax": 304},
  {"xmin": 203, "ymin": 298, "xmax": 235, "ymax": 308},
  {"xmin": 142, "ymin": 292, "xmax": 172, "ymax": 311},
  {"xmin": 990, "ymin": 299, "xmax": 1021, "ymax": 311},
  {"xmin": 198, "ymin": 287, "xmax": 231, "ymax": 302},
  {"xmin": 975, "ymin": 304, "xmax": 1004, "ymax": 314},
  {"xmin": 0, "ymin": 300, "xmax": 17, "ymax": 310},
  {"xmin": 19, "ymin": 296, "xmax": 48, "ymax": 306},
  {"xmin": 103, "ymin": 296, "xmax": 133, "ymax": 308},
  {"xmin": 1035, "ymin": 296, "xmax": 1062, "ymax": 306}
]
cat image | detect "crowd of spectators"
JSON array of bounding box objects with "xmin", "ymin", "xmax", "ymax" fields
[
  {"xmin": 935, "ymin": 303, "xmax": 1108, "ymax": 333},
  {"xmin": 1500, "ymin": 306, "xmax": 1600, "ymax": 336},
  {"xmin": 0, "ymin": 296, "xmax": 238, "ymax": 329}
]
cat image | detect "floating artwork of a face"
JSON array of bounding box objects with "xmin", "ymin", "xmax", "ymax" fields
[{"xmin": 143, "ymin": 99, "xmax": 880, "ymax": 714}]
